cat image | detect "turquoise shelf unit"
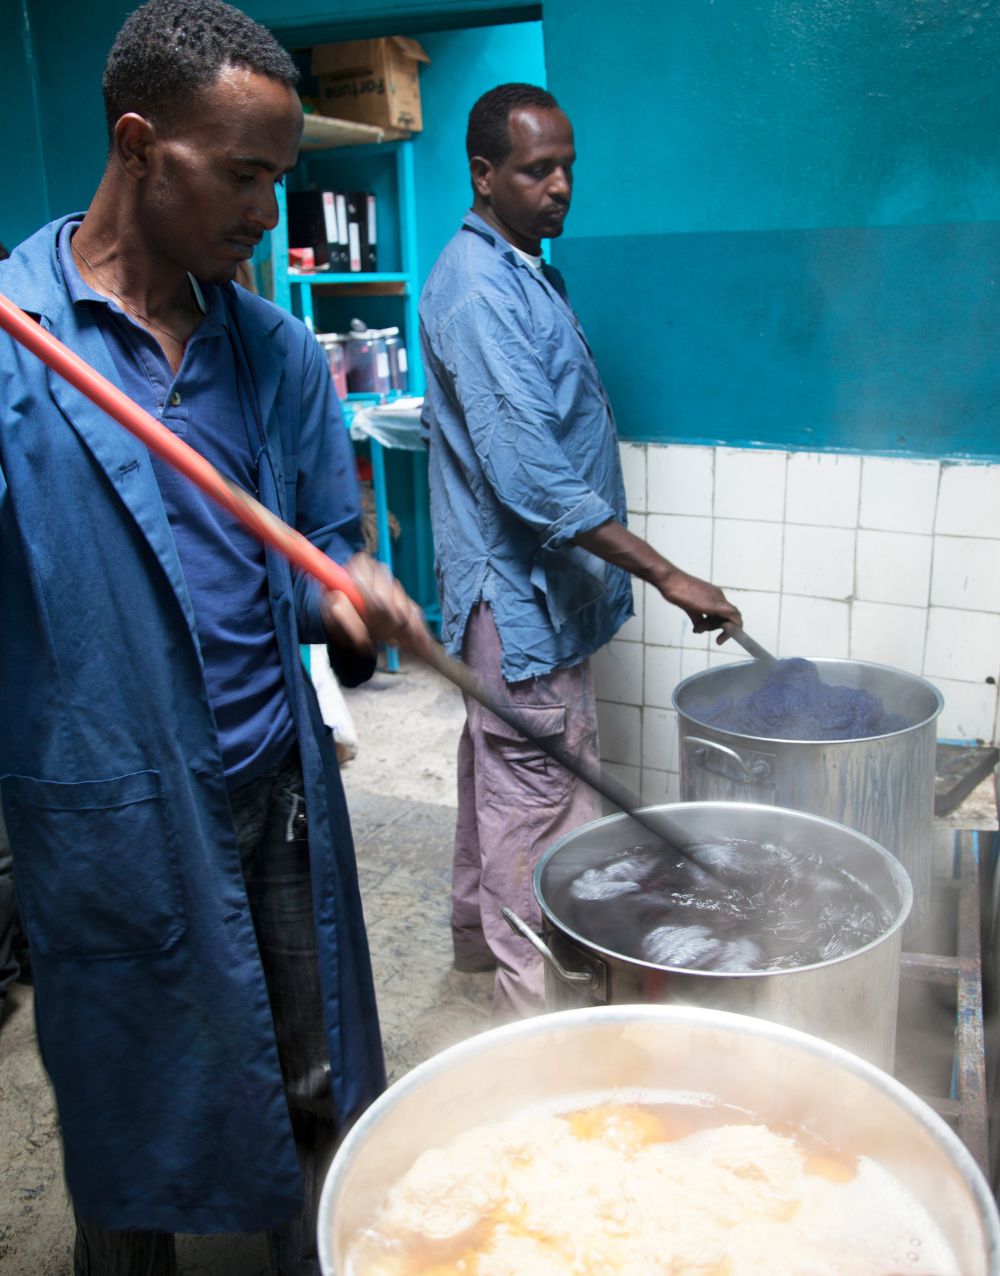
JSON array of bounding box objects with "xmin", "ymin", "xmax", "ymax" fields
[
  {"xmin": 268, "ymin": 136, "xmax": 432, "ymax": 672},
  {"xmin": 271, "ymin": 138, "xmax": 423, "ymax": 399}
]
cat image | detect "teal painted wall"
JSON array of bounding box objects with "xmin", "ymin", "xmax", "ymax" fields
[
  {"xmin": 7, "ymin": 0, "xmax": 998, "ymax": 458},
  {"xmin": 289, "ymin": 20, "xmax": 543, "ymax": 300},
  {"xmin": 3, "ymin": 1, "xmax": 542, "ymax": 260},
  {"xmin": 246, "ymin": 0, "xmax": 538, "ymax": 42},
  {"xmin": 543, "ymin": 0, "xmax": 1000, "ymax": 459},
  {"xmin": 0, "ymin": 0, "xmax": 50, "ymax": 248},
  {"xmin": 412, "ymin": 21, "xmax": 545, "ymax": 273}
]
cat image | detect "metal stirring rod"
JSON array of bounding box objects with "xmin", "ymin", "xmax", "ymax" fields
[{"xmin": 0, "ymin": 289, "xmax": 717, "ymax": 876}]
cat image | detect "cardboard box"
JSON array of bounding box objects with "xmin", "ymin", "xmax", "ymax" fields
[{"xmin": 311, "ymin": 37, "xmax": 430, "ymax": 132}]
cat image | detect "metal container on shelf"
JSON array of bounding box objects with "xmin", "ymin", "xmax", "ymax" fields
[
  {"xmin": 506, "ymin": 801, "xmax": 910, "ymax": 1070},
  {"xmin": 673, "ymin": 658, "xmax": 942, "ymax": 939},
  {"xmin": 345, "ymin": 326, "xmax": 391, "ymax": 396},
  {"xmin": 379, "ymin": 325, "xmax": 409, "ymax": 394},
  {"xmin": 318, "ymin": 1005, "xmax": 1000, "ymax": 1276},
  {"xmin": 314, "ymin": 332, "xmax": 348, "ymax": 400}
]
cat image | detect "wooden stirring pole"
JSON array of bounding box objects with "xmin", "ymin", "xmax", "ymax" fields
[{"xmin": 0, "ymin": 289, "xmax": 706, "ymax": 861}]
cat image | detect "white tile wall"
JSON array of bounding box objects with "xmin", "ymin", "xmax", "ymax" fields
[
  {"xmin": 612, "ymin": 514, "xmax": 647, "ymax": 644},
  {"xmin": 778, "ymin": 595, "xmax": 850, "ymax": 658},
  {"xmin": 782, "ymin": 525, "xmax": 855, "ymax": 599},
  {"xmin": 785, "ymin": 452, "xmax": 861, "ymax": 528},
  {"xmin": 923, "ymin": 607, "xmax": 1000, "ymax": 683},
  {"xmin": 602, "ymin": 762, "xmax": 641, "ymax": 796},
  {"xmin": 617, "ymin": 575, "xmax": 644, "ymax": 642},
  {"xmin": 936, "ymin": 464, "xmax": 1000, "ymax": 539},
  {"xmin": 619, "ymin": 442, "xmax": 647, "ymax": 514},
  {"xmin": 590, "ymin": 446, "xmax": 1000, "ymax": 751},
  {"xmin": 933, "ymin": 679, "xmax": 998, "ymax": 742},
  {"xmin": 646, "ymin": 514, "xmax": 713, "ymax": 578},
  {"xmin": 859, "ymin": 457, "xmax": 939, "ymax": 534},
  {"xmin": 596, "ymin": 700, "xmax": 641, "ymax": 767},
  {"xmin": 856, "ymin": 530, "xmax": 932, "ymax": 607},
  {"xmin": 644, "ymin": 584, "xmax": 709, "ymax": 649},
  {"xmin": 721, "ymin": 589, "xmax": 781, "ymax": 653},
  {"xmin": 642, "ymin": 707, "xmax": 679, "ymax": 773},
  {"xmin": 714, "ymin": 449, "xmax": 787, "ymax": 521},
  {"xmin": 713, "ymin": 519, "xmax": 784, "ymax": 591},
  {"xmin": 641, "ymin": 769, "xmax": 680, "ymax": 804},
  {"xmin": 591, "ymin": 638, "xmax": 643, "ymax": 706},
  {"xmin": 647, "ymin": 444, "xmax": 714, "ymax": 516},
  {"xmin": 644, "ymin": 644, "xmax": 708, "ymax": 709},
  {"xmin": 850, "ymin": 601, "xmax": 927, "ymax": 675},
  {"xmin": 930, "ymin": 536, "xmax": 1000, "ymax": 613}
]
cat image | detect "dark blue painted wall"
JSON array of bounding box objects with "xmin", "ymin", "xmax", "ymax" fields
[{"xmin": 544, "ymin": 0, "xmax": 1000, "ymax": 458}]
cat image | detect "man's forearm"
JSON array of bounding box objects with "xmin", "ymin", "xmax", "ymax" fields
[
  {"xmin": 573, "ymin": 518, "xmax": 743, "ymax": 631},
  {"xmin": 574, "ymin": 519, "xmax": 677, "ymax": 590}
]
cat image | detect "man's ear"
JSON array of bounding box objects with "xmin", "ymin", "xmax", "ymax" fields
[
  {"xmin": 113, "ymin": 113, "xmax": 157, "ymax": 179},
  {"xmin": 469, "ymin": 155, "xmax": 493, "ymax": 200}
]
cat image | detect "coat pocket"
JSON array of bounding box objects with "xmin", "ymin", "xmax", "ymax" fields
[{"xmin": 0, "ymin": 769, "xmax": 185, "ymax": 960}]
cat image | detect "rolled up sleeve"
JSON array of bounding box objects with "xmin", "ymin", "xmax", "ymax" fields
[{"xmin": 439, "ymin": 295, "xmax": 617, "ymax": 549}]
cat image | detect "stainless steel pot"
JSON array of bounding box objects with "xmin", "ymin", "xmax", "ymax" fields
[
  {"xmin": 507, "ymin": 801, "xmax": 911, "ymax": 1070},
  {"xmin": 673, "ymin": 658, "xmax": 942, "ymax": 938},
  {"xmin": 318, "ymin": 1005, "xmax": 999, "ymax": 1275}
]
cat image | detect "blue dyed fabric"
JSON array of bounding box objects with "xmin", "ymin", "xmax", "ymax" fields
[
  {"xmin": 419, "ymin": 212, "xmax": 633, "ymax": 681},
  {"xmin": 694, "ymin": 658, "xmax": 909, "ymax": 740}
]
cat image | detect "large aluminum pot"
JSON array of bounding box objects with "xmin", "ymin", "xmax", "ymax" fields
[
  {"xmin": 507, "ymin": 801, "xmax": 910, "ymax": 1070},
  {"xmin": 673, "ymin": 658, "xmax": 942, "ymax": 938},
  {"xmin": 318, "ymin": 1005, "xmax": 999, "ymax": 1275}
]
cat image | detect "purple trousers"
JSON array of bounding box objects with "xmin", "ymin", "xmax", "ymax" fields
[{"xmin": 453, "ymin": 604, "xmax": 601, "ymax": 1018}]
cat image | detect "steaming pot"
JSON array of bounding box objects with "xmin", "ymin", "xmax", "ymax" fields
[
  {"xmin": 318, "ymin": 1005, "xmax": 999, "ymax": 1275},
  {"xmin": 507, "ymin": 801, "xmax": 910, "ymax": 1070},
  {"xmin": 673, "ymin": 658, "xmax": 942, "ymax": 938}
]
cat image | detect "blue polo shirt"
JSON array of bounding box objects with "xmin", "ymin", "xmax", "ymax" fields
[{"xmin": 59, "ymin": 220, "xmax": 295, "ymax": 789}]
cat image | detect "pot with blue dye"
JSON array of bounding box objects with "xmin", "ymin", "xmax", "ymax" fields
[{"xmin": 673, "ymin": 658, "xmax": 942, "ymax": 938}]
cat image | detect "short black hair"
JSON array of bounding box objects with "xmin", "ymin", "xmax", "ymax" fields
[
  {"xmin": 466, "ymin": 83, "xmax": 560, "ymax": 166},
  {"xmin": 103, "ymin": 0, "xmax": 299, "ymax": 143}
]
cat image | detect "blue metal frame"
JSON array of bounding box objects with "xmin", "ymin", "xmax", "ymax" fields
[{"xmin": 269, "ymin": 139, "xmax": 427, "ymax": 672}]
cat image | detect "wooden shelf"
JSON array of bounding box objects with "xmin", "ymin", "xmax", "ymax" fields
[{"xmin": 300, "ymin": 114, "xmax": 412, "ymax": 151}]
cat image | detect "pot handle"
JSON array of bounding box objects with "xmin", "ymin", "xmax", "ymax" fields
[
  {"xmin": 501, "ymin": 908, "xmax": 599, "ymax": 990},
  {"xmin": 682, "ymin": 735, "xmax": 773, "ymax": 783}
]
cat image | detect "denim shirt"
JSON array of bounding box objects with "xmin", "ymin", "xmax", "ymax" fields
[{"xmin": 419, "ymin": 212, "xmax": 633, "ymax": 682}]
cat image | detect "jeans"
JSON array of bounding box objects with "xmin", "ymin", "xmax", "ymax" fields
[
  {"xmin": 73, "ymin": 750, "xmax": 336, "ymax": 1276},
  {"xmin": 0, "ymin": 822, "xmax": 20, "ymax": 1009}
]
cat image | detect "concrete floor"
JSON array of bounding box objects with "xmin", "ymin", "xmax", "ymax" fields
[
  {"xmin": 1, "ymin": 654, "xmax": 996, "ymax": 1274},
  {"xmin": 0, "ymin": 657, "xmax": 488, "ymax": 1276}
]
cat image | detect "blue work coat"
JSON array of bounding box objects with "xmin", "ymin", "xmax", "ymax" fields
[{"xmin": 0, "ymin": 217, "xmax": 386, "ymax": 1233}]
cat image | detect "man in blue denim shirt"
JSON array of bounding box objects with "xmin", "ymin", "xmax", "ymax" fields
[{"xmin": 420, "ymin": 84, "xmax": 741, "ymax": 1016}]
